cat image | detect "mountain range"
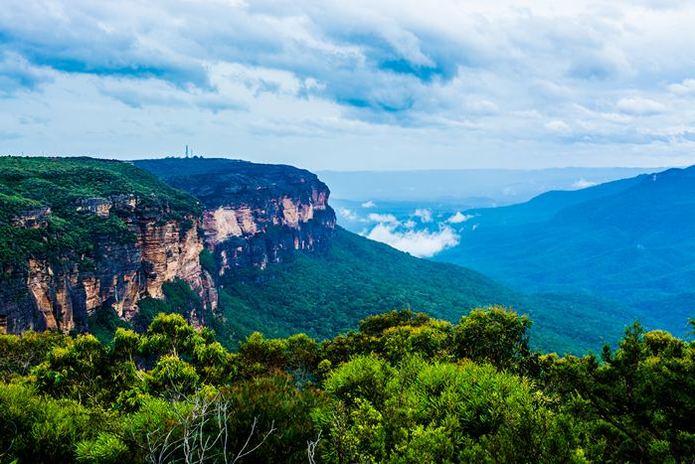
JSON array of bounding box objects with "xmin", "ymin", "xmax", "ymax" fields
[
  {"xmin": 437, "ymin": 166, "xmax": 695, "ymax": 336},
  {"xmin": 319, "ymin": 167, "xmax": 658, "ymax": 205}
]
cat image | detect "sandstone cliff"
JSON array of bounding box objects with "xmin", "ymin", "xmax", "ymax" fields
[
  {"xmin": 135, "ymin": 158, "xmax": 337, "ymax": 275},
  {"xmin": 1, "ymin": 192, "xmax": 217, "ymax": 334}
]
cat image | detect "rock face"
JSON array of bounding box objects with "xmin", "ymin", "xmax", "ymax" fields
[
  {"xmin": 1, "ymin": 195, "xmax": 217, "ymax": 334},
  {"xmin": 135, "ymin": 158, "xmax": 337, "ymax": 275}
]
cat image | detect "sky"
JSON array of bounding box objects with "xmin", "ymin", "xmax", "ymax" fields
[{"xmin": 2, "ymin": 0, "xmax": 695, "ymax": 170}]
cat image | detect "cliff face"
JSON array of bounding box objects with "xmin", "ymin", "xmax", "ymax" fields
[
  {"xmin": 135, "ymin": 159, "xmax": 337, "ymax": 275},
  {"xmin": 1, "ymin": 195, "xmax": 217, "ymax": 334}
]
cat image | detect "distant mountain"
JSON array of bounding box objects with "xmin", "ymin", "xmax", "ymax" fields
[
  {"xmin": 318, "ymin": 167, "xmax": 659, "ymax": 204},
  {"xmin": 437, "ymin": 166, "xmax": 695, "ymax": 336}
]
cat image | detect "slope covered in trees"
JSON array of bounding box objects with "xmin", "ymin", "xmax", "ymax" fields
[
  {"xmin": 1, "ymin": 308, "xmax": 692, "ymax": 463},
  {"xmin": 210, "ymin": 228, "xmax": 634, "ymax": 354}
]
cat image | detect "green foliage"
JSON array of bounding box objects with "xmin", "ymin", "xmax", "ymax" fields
[
  {"xmin": 0, "ymin": 156, "xmax": 199, "ymax": 271},
  {"xmin": 0, "ymin": 309, "xmax": 692, "ymax": 463},
  {"xmin": 199, "ymin": 248, "xmax": 217, "ymax": 275},
  {"xmin": 0, "ymin": 330, "xmax": 66, "ymax": 381},
  {"xmin": 318, "ymin": 356, "xmax": 582, "ymax": 463},
  {"xmin": 453, "ymin": 305, "xmax": 531, "ymax": 370},
  {"xmin": 134, "ymin": 278, "xmax": 204, "ymax": 331},
  {"xmin": 87, "ymin": 305, "xmax": 130, "ymax": 345},
  {"xmin": 146, "ymin": 355, "xmax": 200, "ymax": 398},
  {"xmin": 0, "ymin": 382, "xmax": 100, "ymax": 463},
  {"xmin": 76, "ymin": 433, "xmax": 129, "ymax": 464},
  {"xmin": 213, "ymin": 228, "xmax": 629, "ymax": 354},
  {"xmin": 545, "ymin": 323, "xmax": 695, "ymax": 462}
]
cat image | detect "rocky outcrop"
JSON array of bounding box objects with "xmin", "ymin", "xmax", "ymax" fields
[
  {"xmin": 1, "ymin": 195, "xmax": 217, "ymax": 334},
  {"xmin": 12, "ymin": 207, "xmax": 51, "ymax": 228},
  {"xmin": 136, "ymin": 158, "xmax": 337, "ymax": 275}
]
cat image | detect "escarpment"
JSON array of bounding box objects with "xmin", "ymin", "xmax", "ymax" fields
[
  {"xmin": 2, "ymin": 195, "xmax": 217, "ymax": 334},
  {"xmin": 1, "ymin": 157, "xmax": 335, "ymax": 336},
  {"xmin": 0, "ymin": 157, "xmax": 217, "ymax": 334},
  {"xmin": 135, "ymin": 158, "xmax": 337, "ymax": 275}
]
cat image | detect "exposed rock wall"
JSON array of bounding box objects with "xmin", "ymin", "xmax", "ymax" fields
[
  {"xmin": 135, "ymin": 158, "xmax": 338, "ymax": 277},
  {"xmin": 202, "ymin": 187, "xmax": 335, "ymax": 274},
  {"xmin": 1, "ymin": 196, "xmax": 217, "ymax": 334}
]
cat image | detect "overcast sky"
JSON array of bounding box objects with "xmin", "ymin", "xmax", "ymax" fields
[{"xmin": 1, "ymin": 0, "xmax": 695, "ymax": 170}]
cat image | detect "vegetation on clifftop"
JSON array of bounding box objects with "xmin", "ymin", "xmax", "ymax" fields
[{"xmin": 0, "ymin": 156, "xmax": 199, "ymax": 271}]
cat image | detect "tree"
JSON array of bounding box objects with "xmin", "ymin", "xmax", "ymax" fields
[{"xmin": 453, "ymin": 306, "xmax": 531, "ymax": 371}]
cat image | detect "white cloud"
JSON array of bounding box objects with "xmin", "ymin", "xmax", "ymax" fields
[
  {"xmin": 413, "ymin": 208, "xmax": 433, "ymax": 223},
  {"xmin": 545, "ymin": 120, "xmax": 571, "ymax": 133},
  {"xmin": 2, "ymin": 1, "xmax": 695, "ymax": 168},
  {"xmin": 571, "ymin": 178, "xmax": 597, "ymax": 189},
  {"xmin": 366, "ymin": 223, "xmax": 460, "ymax": 258},
  {"xmin": 447, "ymin": 212, "xmax": 474, "ymax": 223},
  {"xmin": 368, "ymin": 213, "xmax": 399, "ymax": 224},
  {"xmin": 337, "ymin": 207, "xmax": 359, "ymax": 221},
  {"xmin": 361, "ymin": 200, "xmax": 376, "ymax": 208},
  {"xmin": 616, "ymin": 97, "xmax": 665, "ymax": 115},
  {"xmin": 667, "ymin": 78, "xmax": 695, "ymax": 95}
]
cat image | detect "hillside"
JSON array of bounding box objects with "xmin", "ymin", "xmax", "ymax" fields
[
  {"xmin": 0, "ymin": 156, "xmax": 199, "ymax": 269},
  {"xmin": 437, "ymin": 166, "xmax": 695, "ymax": 336},
  {"xmin": 0, "ymin": 156, "xmax": 216, "ymax": 334},
  {"xmin": 208, "ymin": 228, "xmax": 634, "ymax": 353}
]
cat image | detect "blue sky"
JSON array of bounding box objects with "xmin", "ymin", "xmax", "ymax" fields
[{"xmin": 1, "ymin": 0, "xmax": 695, "ymax": 170}]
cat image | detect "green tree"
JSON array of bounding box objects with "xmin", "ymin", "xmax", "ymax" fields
[{"xmin": 453, "ymin": 306, "xmax": 532, "ymax": 371}]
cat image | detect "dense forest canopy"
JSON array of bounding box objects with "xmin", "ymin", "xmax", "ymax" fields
[{"xmin": 1, "ymin": 307, "xmax": 693, "ymax": 463}]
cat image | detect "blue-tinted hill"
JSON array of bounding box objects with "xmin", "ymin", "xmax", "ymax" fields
[{"xmin": 437, "ymin": 166, "xmax": 695, "ymax": 336}]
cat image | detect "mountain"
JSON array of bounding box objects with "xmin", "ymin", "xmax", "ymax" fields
[
  {"xmin": 318, "ymin": 167, "xmax": 658, "ymax": 204},
  {"xmin": 437, "ymin": 166, "xmax": 695, "ymax": 336},
  {"xmin": 0, "ymin": 156, "xmax": 634, "ymax": 354},
  {"xmin": 0, "ymin": 156, "xmax": 217, "ymax": 334}
]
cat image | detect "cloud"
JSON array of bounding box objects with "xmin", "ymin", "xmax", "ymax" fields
[
  {"xmin": 361, "ymin": 200, "xmax": 376, "ymax": 208},
  {"xmin": 571, "ymin": 178, "xmax": 597, "ymax": 189},
  {"xmin": 616, "ymin": 97, "xmax": 665, "ymax": 115},
  {"xmin": 97, "ymin": 77, "xmax": 246, "ymax": 112},
  {"xmin": 2, "ymin": 1, "xmax": 695, "ymax": 166},
  {"xmin": 337, "ymin": 207, "xmax": 360, "ymax": 221},
  {"xmin": 447, "ymin": 212, "xmax": 474, "ymax": 223},
  {"xmin": 368, "ymin": 213, "xmax": 399, "ymax": 224},
  {"xmin": 366, "ymin": 223, "xmax": 459, "ymax": 257},
  {"xmin": 667, "ymin": 78, "xmax": 695, "ymax": 95},
  {"xmin": 412, "ymin": 208, "xmax": 432, "ymax": 223},
  {"xmin": 0, "ymin": 51, "xmax": 54, "ymax": 96},
  {"xmin": 545, "ymin": 120, "xmax": 571, "ymax": 133}
]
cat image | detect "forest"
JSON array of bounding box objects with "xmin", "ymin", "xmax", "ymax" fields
[{"xmin": 1, "ymin": 307, "xmax": 693, "ymax": 463}]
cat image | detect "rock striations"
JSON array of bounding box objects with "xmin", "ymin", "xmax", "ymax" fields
[
  {"xmin": 2, "ymin": 194, "xmax": 216, "ymax": 334},
  {"xmin": 135, "ymin": 158, "xmax": 337, "ymax": 274}
]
